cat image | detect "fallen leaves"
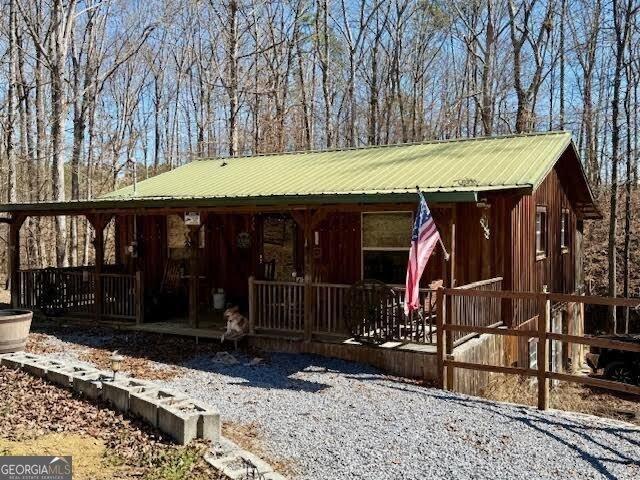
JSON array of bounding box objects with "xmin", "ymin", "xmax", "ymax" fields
[
  {"xmin": 27, "ymin": 323, "xmax": 230, "ymax": 381},
  {"xmin": 0, "ymin": 366, "xmax": 220, "ymax": 479}
]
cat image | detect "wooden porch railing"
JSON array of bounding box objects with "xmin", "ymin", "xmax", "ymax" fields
[
  {"xmin": 450, "ymin": 277, "xmax": 503, "ymax": 347},
  {"xmin": 249, "ymin": 278, "xmax": 440, "ymax": 344},
  {"xmin": 18, "ymin": 267, "xmax": 140, "ymax": 322},
  {"xmin": 253, "ymin": 280, "xmax": 305, "ymax": 333}
]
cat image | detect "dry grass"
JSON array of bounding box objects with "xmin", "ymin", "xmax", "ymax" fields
[
  {"xmin": 223, "ymin": 421, "xmax": 297, "ymax": 478},
  {"xmin": 0, "ymin": 434, "xmax": 117, "ymax": 480},
  {"xmin": 0, "ymin": 288, "xmax": 9, "ymax": 306},
  {"xmin": 483, "ymin": 374, "xmax": 640, "ymax": 426}
]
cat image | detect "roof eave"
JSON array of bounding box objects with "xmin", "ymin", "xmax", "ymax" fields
[{"xmin": 0, "ymin": 191, "xmax": 484, "ymax": 215}]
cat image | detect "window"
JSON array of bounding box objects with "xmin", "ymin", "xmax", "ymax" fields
[
  {"xmin": 362, "ymin": 212, "xmax": 412, "ymax": 284},
  {"xmin": 535, "ymin": 206, "xmax": 547, "ymax": 260},
  {"xmin": 560, "ymin": 209, "xmax": 570, "ymax": 253}
]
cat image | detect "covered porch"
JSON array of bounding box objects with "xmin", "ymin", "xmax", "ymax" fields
[{"xmin": 5, "ymin": 196, "xmax": 506, "ymax": 346}]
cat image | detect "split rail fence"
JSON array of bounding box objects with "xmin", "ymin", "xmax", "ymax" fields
[{"xmin": 436, "ymin": 287, "xmax": 640, "ymax": 409}]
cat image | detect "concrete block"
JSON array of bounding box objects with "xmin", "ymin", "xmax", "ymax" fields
[
  {"xmin": 23, "ymin": 358, "xmax": 65, "ymax": 378},
  {"xmin": 46, "ymin": 364, "xmax": 99, "ymax": 388},
  {"xmin": 0, "ymin": 352, "xmax": 41, "ymax": 369},
  {"xmin": 130, "ymin": 389, "xmax": 188, "ymax": 428},
  {"xmin": 72, "ymin": 371, "xmax": 113, "ymax": 400},
  {"xmin": 207, "ymin": 452, "xmax": 275, "ymax": 480},
  {"xmin": 158, "ymin": 399, "xmax": 220, "ymax": 445},
  {"xmin": 101, "ymin": 378, "xmax": 154, "ymax": 413}
]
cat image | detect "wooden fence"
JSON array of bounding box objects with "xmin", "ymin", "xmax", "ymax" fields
[
  {"xmin": 18, "ymin": 268, "xmax": 140, "ymax": 322},
  {"xmin": 436, "ymin": 287, "xmax": 640, "ymax": 409}
]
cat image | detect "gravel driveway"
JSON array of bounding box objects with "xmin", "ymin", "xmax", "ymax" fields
[
  {"xmin": 32, "ymin": 327, "xmax": 640, "ymax": 480},
  {"xmin": 162, "ymin": 352, "xmax": 640, "ymax": 480}
]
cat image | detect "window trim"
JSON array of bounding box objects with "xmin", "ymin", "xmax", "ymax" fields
[
  {"xmin": 560, "ymin": 208, "xmax": 570, "ymax": 254},
  {"xmin": 535, "ymin": 205, "xmax": 548, "ymax": 261},
  {"xmin": 361, "ymin": 211, "xmax": 413, "ymax": 280}
]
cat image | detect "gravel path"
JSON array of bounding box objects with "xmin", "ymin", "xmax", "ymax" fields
[
  {"xmin": 162, "ymin": 352, "xmax": 640, "ymax": 480},
  {"xmin": 32, "ymin": 328, "xmax": 640, "ymax": 479}
]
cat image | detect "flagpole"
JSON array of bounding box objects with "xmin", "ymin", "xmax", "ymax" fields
[{"xmin": 416, "ymin": 186, "xmax": 450, "ymax": 261}]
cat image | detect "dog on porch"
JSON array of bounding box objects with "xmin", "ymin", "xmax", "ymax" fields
[{"xmin": 221, "ymin": 305, "xmax": 249, "ymax": 348}]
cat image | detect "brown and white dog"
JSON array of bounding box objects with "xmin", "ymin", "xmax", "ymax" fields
[{"xmin": 221, "ymin": 306, "xmax": 249, "ymax": 344}]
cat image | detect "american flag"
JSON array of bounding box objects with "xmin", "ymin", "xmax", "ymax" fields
[{"xmin": 404, "ymin": 191, "xmax": 441, "ymax": 315}]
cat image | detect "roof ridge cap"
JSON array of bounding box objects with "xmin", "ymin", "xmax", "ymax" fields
[{"xmin": 194, "ymin": 130, "xmax": 572, "ymax": 162}]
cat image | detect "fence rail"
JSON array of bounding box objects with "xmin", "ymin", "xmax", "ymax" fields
[
  {"xmin": 437, "ymin": 287, "xmax": 640, "ymax": 408},
  {"xmin": 18, "ymin": 268, "xmax": 139, "ymax": 322}
]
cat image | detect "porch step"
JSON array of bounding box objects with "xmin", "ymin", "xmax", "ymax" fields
[{"xmin": 124, "ymin": 322, "xmax": 226, "ymax": 340}]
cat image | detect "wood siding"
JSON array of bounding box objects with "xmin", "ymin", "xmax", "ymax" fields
[
  {"xmin": 511, "ymin": 165, "xmax": 578, "ymax": 296},
  {"xmin": 111, "ymin": 158, "xmax": 585, "ymax": 312}
]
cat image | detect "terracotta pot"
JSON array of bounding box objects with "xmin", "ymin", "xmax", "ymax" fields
[{"xmin": 0, "ymin": 309, "xmax": 33, "ymax": 354}]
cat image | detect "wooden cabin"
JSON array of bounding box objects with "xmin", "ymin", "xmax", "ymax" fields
[{"xmin": 1, "ymin": 132, "xmax": 600, "ymax": 370}]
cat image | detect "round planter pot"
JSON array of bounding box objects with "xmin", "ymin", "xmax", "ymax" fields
[{"xmin": 0, "ymin": 309, "xmax": 33, "ymax": 354}]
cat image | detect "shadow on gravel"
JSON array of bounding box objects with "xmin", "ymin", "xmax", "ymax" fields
[
  {"xmin": 387, "ymin": 384, "xmax": 639, "ymax": 480},
  {"xmin": 29, "ymin": 321, "xmax": 229, "ymax": 364},
  {"xmin": 180, "ymin": 352, "xmax": 383, "ymax": 393}
]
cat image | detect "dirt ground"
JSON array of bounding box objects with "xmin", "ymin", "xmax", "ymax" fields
[{"xmin": 0, "ymin": 366, "xmax": 221, "ymax": 480}]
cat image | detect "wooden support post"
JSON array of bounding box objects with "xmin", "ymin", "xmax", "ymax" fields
[
  {"xmin": 436, "ymin": 287, "xmax": 446, "ymax": 389},
  {"xmin": 304, "ymin": 272, "xmax": 312, "ymax": 341},
  {"xmin": 8, "ymin": 215, "xmax": 25, "ymax": 308},
  {"xmin": 248, "ymin": 275, "xmax": 256, "ymax": 334},
  {"xmin": 135, "ymin": 270, "xmax": 144, "ymax": 325},
  {"xmin": 537, "ymin": 286, "xmax": 550, "ymax": 410},
  {"xmin": 450, "ymin": 211, "xmax": 456, "ymax": 287},
  {"xmin": 188, "ymin": 225, "xmax": 200, "ymax": 328},
  {"xmin": 87, "ymin": 214, "xmax": 110, "ymax": 322},
  {"xmin": 292, "ymin": 209, "xmax": 318, "ymax": 342}
]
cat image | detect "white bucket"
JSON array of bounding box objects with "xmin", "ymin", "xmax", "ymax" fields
[{"xmin": 213, "ymin": 289, "xmax": 226, "ymax": 310}]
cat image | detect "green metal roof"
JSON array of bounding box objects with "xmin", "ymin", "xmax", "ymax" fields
[
  {"xmin": 0, "ymin": 131, "xmax": 599, "ymax": 215},
  {"xmin": 104, "ymin": 131, "xmax": 572, "ymax": 201}
]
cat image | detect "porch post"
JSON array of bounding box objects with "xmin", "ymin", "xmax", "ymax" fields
[
  {"xmin": 291, "ymin": 209, "xmax": 315, "ymax": 342},
  {"xmin": 87, "ymin": 214, "xmax": 109, "ymax": 322},
  {"xmin": 187, "ymin": 224, "xmax": 200, "ymax": 328},
  {"xmin": 136, "ymin": 270, "xmax": 144, "ymax": 324},
  {"xmin": 248, "ymin": 276, "xmax": 255, "ymax": 334},
  {"xmin": 9, "ymin": 215, "xmax": 25, "ymax": 308}
]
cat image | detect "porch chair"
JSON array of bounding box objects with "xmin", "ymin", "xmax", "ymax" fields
[
  {"xmin": 161, "ymin": 259, "xmax": 183, "ymax": 294},
  {"xmin": 150, "ymin": 259, "xmax": 186, "ymax": 319},
  {"xmin": 262, "ymin": 259, "xmax": 276, "ymax": 281}
]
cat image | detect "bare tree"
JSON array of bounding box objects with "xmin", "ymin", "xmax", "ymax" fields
[{"xmin": 507, "ymin": 0, "xmax": 555, "ymax": 133}]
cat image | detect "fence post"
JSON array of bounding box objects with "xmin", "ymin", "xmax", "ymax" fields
[
  {"xmin": 248, "ymin": 276, "xmax": 256, "ymax": 334},
  {"xmin": 136, "ymin": 271, "xmax": 144, "ymax": 325},
  {"xmin": 436, "ymin": 287, "xmax": 446, "ymax": 389},
  {"xmin": 537, "ymin": 286, "xmax": 550, "ymax": 410},
  {"xmin": 304, "ymin": 273, "xmax": 312, "ymax": 341}
]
